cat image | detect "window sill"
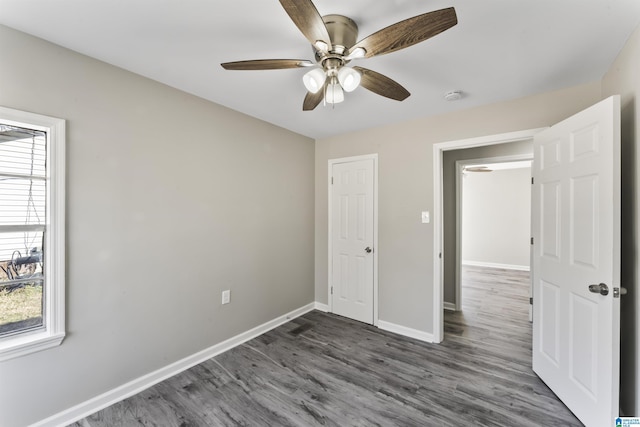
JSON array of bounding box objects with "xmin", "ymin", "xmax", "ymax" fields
[{"xmin": 0, "ymin": 330, "xmax": 65, "ymax": 362}]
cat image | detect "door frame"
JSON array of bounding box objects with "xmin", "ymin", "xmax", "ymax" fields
[
  {"xmin": 454, "ymin": 155, "xmax": 533, "ymax": 311},
  {"xmin": 432, "ymin": 128, "xmax": 544, "ymax": 342},
  {"xmin": 328, "ymin": 154, "xmax": 379, "ymax": 325}
]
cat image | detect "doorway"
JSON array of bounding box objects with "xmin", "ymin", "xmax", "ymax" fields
[
  {"xmin": 456, "ymin": 159, "xmax": 532, "ymax": 314},
  {"xmin": 432, "ymin": 129, "xmax": 541, "ymax": 342}
]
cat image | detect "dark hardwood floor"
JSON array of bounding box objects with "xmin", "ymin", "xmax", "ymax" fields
[{"xmin": 70, "ymin": 266, "xmax": 582, "ymax": 426}]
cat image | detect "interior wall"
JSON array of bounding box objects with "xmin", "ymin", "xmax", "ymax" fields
[
  {"xmin": 315, "ymin": 80, "xmax": 602, "ymax": 333},
  {"xmin": 0, "ymin": 24, "xmax": 315, "ymax": 427},
  {"xmin": 602, "ymin": 22, "xmax": 640, "ymax": 417},
  {"xmin": 442, "ymin": 143, "xmax": 532, "ymax": 305},
  {"xmin": 461, "ymin": 167, "xmax": 531, "ymax": 269}
]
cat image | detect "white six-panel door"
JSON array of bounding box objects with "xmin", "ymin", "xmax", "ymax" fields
[
  {"xmin": 532, "ymin": 96, "xmax": 621, "ymax": 427},
  {"xmin": 330, "ymin": 157, "xmax": 375, "ymax": 324}
]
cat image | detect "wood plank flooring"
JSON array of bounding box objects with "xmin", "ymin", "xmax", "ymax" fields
[{"xmin": 69, "ymin": 266, "xmax": 582, "ymax": 426}]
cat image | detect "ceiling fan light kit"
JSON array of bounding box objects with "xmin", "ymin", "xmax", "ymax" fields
[
  {"xmin": 325, "ymin": 81, "xmax": 344, "ymax": 104},
  {"xmin": 221, "ymin": 0, "xmax": 458, "ymax": 111},
  {"xmin": 303, "ymin": 68, "xmax": 326, "ymax": 93},
  {"xmin": 337, "ymin": 67, "xmax": 361, "ymax": 92}
]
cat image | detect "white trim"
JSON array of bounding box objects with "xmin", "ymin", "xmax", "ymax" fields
[
  {"xmin": 432, "ymin": 128, "xmax": 544, "ymax": 343},
  {"xmin": 327, "ymin": 154, "xmax": 379, "ymax": 326},
  {"xmin": 314, "ymin": 302, "xmax": 330, "ymax": 312},
  {"xmin": 31, "ymin": 303, "xmax": 317, "ymax": 427},
  {"xmin": 0, "ymin": 106, "xmax": 66, "ymax": 362},
  {"xmin": 443, "ymin": 302, "xmax": 456, "ymax": 311},
  {"xmin": 0, "ymin": 332, "xmax": 65, "ymax": 363},
  {"xmin": 462, "ymin": 260, "xmax": 530, "ymax": 271},
  {"xmin": 435, "ymin": 128, "xmax": 544, "ymax": 151},
  {"xmin": 432, "ymin": 145, "xmax": 444, "ymax": 342},
  {"xmin": 377, "ymin": 320, "xmax": 434, "ymax": 343},
  {"xmin": 0, "ymin": 224, "xmax": 46, "ymax": 233},
  {"xmin": 455, "ymin": 160, "xmax": 462, "ymax": 312}
]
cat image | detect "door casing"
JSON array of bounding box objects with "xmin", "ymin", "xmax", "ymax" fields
[{"xmin": 432, "ymin": 128, "xmax": 545, "ymax": 342}]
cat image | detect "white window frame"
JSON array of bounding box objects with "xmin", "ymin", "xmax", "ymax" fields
[{"xmin": 0, "ymin": 106, "xmax": 65, "ymax": 362}]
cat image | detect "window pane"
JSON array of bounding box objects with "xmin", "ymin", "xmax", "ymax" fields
[
  {"xmin": 0, "ymin": 178, "xmax": 46, "ymax": 226},
  {"xmin": 0, "ymin": 125, "xmax": 46, "ymax": 177},
  {"xmin": 0, "ymin": 284, "xmax": 43, "ymax": 336},
  {"xmin": 0, "ymin": 231, "xmax": 43, "ymax": 263},
  {"xmin": 0, "ymin": 231, "xmax": 44, "ymax": 337}
]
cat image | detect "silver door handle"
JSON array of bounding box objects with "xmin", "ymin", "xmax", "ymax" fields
[
  {"xmin": 588, "ymin": 283, "xmax": 609, "ymax": 296},
  {"xmin": 365, "ymin": 247, "xmax": 372, "ymax": 253}
]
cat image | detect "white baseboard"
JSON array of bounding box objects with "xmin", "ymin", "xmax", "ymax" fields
[
  {"xmin": 443, "ymin": 302, "xmax": 456, "ymax": 311},
  {"xmin": 462, "ymin": 260, "xmax": 530, "ymax": 272},
  {"xmin": 32, "ymin": 303, "xmax": 317, "ymax": 427},
  {"xmin": 377, "ymin": 320, "xmax": 434, "ymax": 343},
  {"xmin": 314, "ymin": 302, "xmax": 329, "ymax": 312}
]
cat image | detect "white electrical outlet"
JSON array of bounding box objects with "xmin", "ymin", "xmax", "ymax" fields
[{"xmin": 222, "ymin": 290, "xmax": 231, "ymax": 305}]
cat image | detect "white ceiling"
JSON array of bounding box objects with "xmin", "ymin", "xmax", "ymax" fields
[{"xmin": 1, "ymin": 0, "xmax": 639, "ymax": 139}]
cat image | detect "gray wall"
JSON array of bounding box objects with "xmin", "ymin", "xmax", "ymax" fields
[
  {"xmin": 461, "ymin": 167, "xmax": 532, "ymax": 268},
  {"xmin": 0, "ymin": 25, "xmax": 315, "ymax": 427},
  {"xmin": 442, "ymin": 142, "xmax": 532, "ymax": 305},
  {"xmin": 602, "ymin": 23, "xmax": 640, "ymax": 417},
  {"xmin": 315, "ymin": 82, "xmax": 602, "ymax": 333}
]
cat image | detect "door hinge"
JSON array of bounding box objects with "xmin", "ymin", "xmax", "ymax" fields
[
  {"xmin": 331, "ymin": 177, "xmax": 333, "ymax": 185},
  {"xmin": 529, "ymin": 297, "xmax": 533, "ymax": 305},
  {"xmin": 531, "ymin": 237, "xmax": 534, "ymax": 245},
  {"xmin": 439, "ymin": 252, "xmax": 442, "ymax": 259},
  {"xmin": 531, "ymin": 177, "xmax": 534, "ymax": 184},
  {"xmin": 331, "ymin": 286, "xmax": 333, "ymax": 295}
]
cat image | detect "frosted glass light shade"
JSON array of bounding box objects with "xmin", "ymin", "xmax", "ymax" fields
[
  {"xmin": 325, "ymin": 82, "xmax": 344, "ymax": 104},
  {"xmin": 303, "ymin": 68, "xmax": 326, "ymax": 93},
  {"xmin": 337, "ymin": 67, "xmax": 361, "ymax": 92}
]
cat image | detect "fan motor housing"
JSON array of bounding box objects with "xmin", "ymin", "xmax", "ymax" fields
[{"xmin": 322, "ymin": 14, "xmax": 358, "ymax": 54}]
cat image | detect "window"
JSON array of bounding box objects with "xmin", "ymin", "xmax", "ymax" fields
[{"xmin": 0, "ymin": 106, "xmax": 65, "ymax": 362}]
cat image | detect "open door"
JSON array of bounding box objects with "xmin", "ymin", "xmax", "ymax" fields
[{"xmin": 532, "ymin": 96, "xmax": 621, "ymax": 427}]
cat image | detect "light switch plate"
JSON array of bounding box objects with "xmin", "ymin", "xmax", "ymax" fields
[
  {"xmin": 421, "ymin": 211, "xmax": 430, "ymax": 224},
  {"xmin": 222, "ymin": 290, "xmax": 230, "ymax": 304}
]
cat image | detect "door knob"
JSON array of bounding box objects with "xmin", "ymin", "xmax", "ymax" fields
[
  {"xmin": 365, "ymin": 247, "xmax": 372, "ymax": 253},
  {"xmin": 588, "ymin": 283, "xmax": 609, "ymax": 296}
]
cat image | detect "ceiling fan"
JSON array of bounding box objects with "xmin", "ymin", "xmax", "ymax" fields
[
  {"xmin": 464, "ymin": 166, "xmax": 493, "ymax": 173},
  {"xmin": 221, "ymin": 0, "xmax": 458, "ymax": 110}
]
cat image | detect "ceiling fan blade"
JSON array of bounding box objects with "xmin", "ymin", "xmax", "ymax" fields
[
  {"xmin": 279, "ymin": 0, "xmax": 332, "ymax": 51},
  {"xmin": 303, "ymin": 86, "xmax": 326, "ymax": 111},
  {"xmin": 221, "ymin": 59, "xmax": 314, "ymax": 70},
  {"xmin": 348, "ymin": 7, "xmax": 457, "ymax": 59},
  {"xmin": 353, "ymin": 67, "xmax": 410, "ymax": 101}
]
